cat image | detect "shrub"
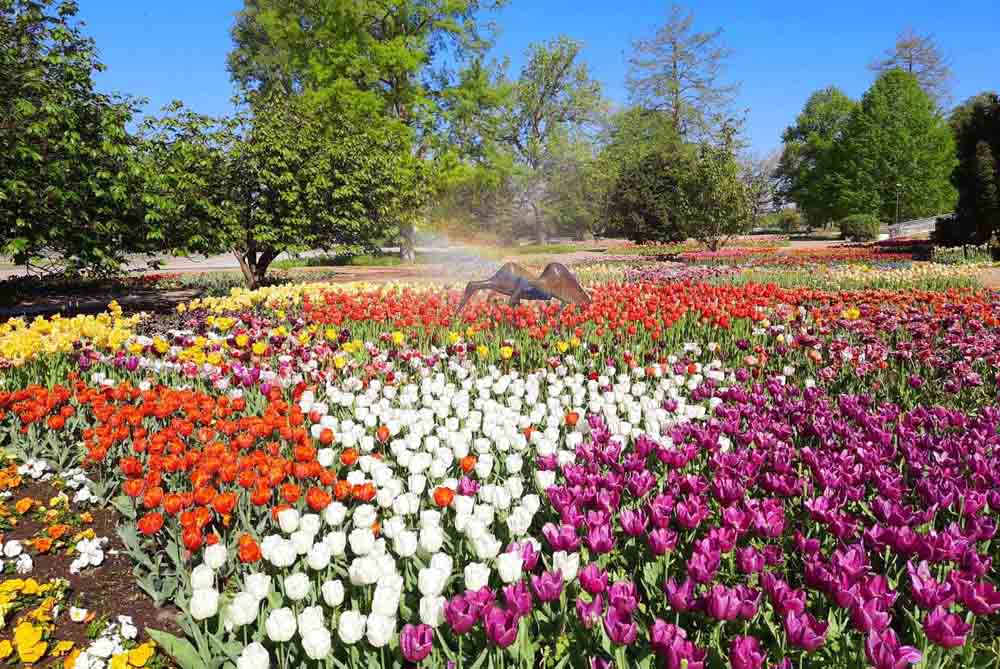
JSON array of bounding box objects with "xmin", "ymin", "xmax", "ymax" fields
[{"xmin": 839, "ymin": 214, "xmax": 881, "ymax": 241}]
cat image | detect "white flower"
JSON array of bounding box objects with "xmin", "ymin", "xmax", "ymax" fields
[
  {"xmin": 189, "ymin": 588, "xmax": 220, "ymax": 620},
  {"xmin": 372, "ymin": 585, "xmax": 401, "ymax": 618},
  {"xmin": 302, "ymin": 627, "xmax": 332, "ymax": 660},
  {"xmin": 506, "ymin": 506, "xmax": 533, "ymax": 536},
  {"xmin": 534, "ymin": 470, "xmax": 556, "ymax": 491},
  {"xmin": 430, "ymin": 552, "xmax": 454, "ymax": 575},
  {"xmin": 190, "ymin": 564, "xmax": 215, "ymax": 590},
  {"xmin": 15, "ymin": 553, "xmax": 32, "ymax": 574},
  {"xmin": 236, "ymin": 642, "xmax": 270, "ymax": 669},
  {"xmin": 291, "ymin": 529, "xmax": 315, "ymax": 555},
  {"xmin": 325, "ymin": 531, "xmax": 347, "ymax": 556},
  {"xmin": 321, "ymin": 579, "xmax": 345, "ymax": 608},
  {"xmin": 553, "ymin": 551, "xmax": 579, "ymax": 582},
  {"xmin": 277, "ymin": 508, "xmax": 300, "ymax": 534},
  {"xmin": 266, "ymin": 539, "xmax": 297, "ymax": 568},
  {"xmin": 471, "ymin": 533, "xmax": 501, "ymax": 560},
  {"xmin": 203, "ymin": 544, "xmax": 227, "ymax": 570},
  {"xmin": 495, "ymin": 552, "xmax": 523, "ymax": 584},
  {"xmin": 348, "ymin": 528, "xmax": 376, "ymax": 556},
  {"xmin": 298, "ymin": 605, "xmax": 326, "ymax": 634},
  {"xmin": 419, "ymin": 595, "xmax": 446, "ymax": 627},
  {"xmin": 348, "ymin": 556, "xmax": 380, "ymax": 585},
  {"xmin": 418, "ymin": 566, "xmax": 448, "ymax": 596},
  {"xmin": 244, "ymin": 573, "xmax": 272, "ymax": 601},
  {"xmin": 393, "ymin": 530, "xmax": 418, "ymax": 558},
  {"xmin": 353, "ymin": 505, "xmax": 377, "ymax": 529},
  {"xmin": 337, "ymin": 610, "xmax": 366, "ymax": 644},
  {"xmin": 227, "ymin": 592, "xmax": 259, "ymax": 628},
  {"xmin": 419, "ymin": 526, "xmax": 444, "ymax": 553},
  {"xmin": 323, "ymin": 502, "xmax": 347, "ymax": 526},
  {"xmin": 118, "ymin": 615, "xmax": 138, "ymax": 640},
  {"xmin": 70, "ymin": 607, "xmax": 89, "ymax": 623},
  {"xmin": 306, "ymin": 542, "xmax": 332, "ymax": 571},
  {"xmin": 318, "ymin": 448, "xmax": 336, "ymax": 467},
  {"xmin": 464, "ymin": 562, "xmax": 491, "ymax": 591},
  {"xmin": 265, "ymin": 607, "xmax": 297, "ymax": 642},
  {"xmin": 300, "ymin": 513, "xmax": 322, "ymax": 536},
  {"xmin": 284, "ymin": 572, "xmax": 310, "ymax": 601},
  {"xmin": 365, "ymin": 612, "xmax": 395, "ymax": 648}
]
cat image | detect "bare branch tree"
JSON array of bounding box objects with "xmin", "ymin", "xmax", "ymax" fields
[{"xmin": 868, "ymin": 27, "xmax": 953, "ymax": 108}]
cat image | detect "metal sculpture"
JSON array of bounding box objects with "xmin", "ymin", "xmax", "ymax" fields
[{"xmin": 455, "ymin": 262, "xmax": 591, "ymax": 314}]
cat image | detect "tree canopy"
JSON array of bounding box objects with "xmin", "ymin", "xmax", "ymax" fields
[{"xmin": 868, "ymin": 27, "xmax": 952, "ymax": 108}]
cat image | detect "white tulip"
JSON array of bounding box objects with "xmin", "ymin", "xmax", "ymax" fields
[
  {"xmin": 393, "ymin": 530, "xmax": 418, "ymax": 558},
  {"xmin": 244, "ymin": 573, "xmax": 272, "ymax": 601},
  {"xmin": 265, "ymin": 607, "xmax": 297, "ymax": 643},
  {"xmin": 298, "ymin": 605, "xmax": 325, "ymax": 634},
  {"xmin": 306, "ymin": 542, "xmax": 332, "ymax": 571},
  {"xmin": 325, "ymin": 531, "xmax": 347, "ymax": 557},
  {"xmin": 236, "ymin": 643, "xmax": 270, "ymax": 669},
  {"xmin": 418, "ymin": 566, "xmax": 448, "ymax": 597},
  {"xmin": 203, "ymin": 544, "xmax": 227, "ymax": 571},
  {"xmin": 348, "ymin": 556, "xmax": 380, "ymax": 586},
  {"xmin": 291, "ymin": 530, "xmax": 315, "ymax": 555},
  {"xmin": 495, "ymin": 552, "xmax": 523, "ymax": 584},
  {"xmin": 277, "ymin": 508, "xmax": 300, "ymax": 534},
  {"xmin": 227, "ymin": 591, "xmax": 259, "ymax": 628},
  {"xmin": 366, "ymin": 613, "xmax": 396, "ymax": 648},
  {"xmin": 419, "ymin": 595, "xmax": 446, "ymax": 627},
  {"xmin": 348, "ymin": 528, "xmax": 376, "ymax": 556},
  {"xmin": 322, "ymin": 502, "xmax": 347, "ymax": 527},
  {"xmin": 300, "ymin": 513, "xmax": 322, "ymax": 536},
  {"xmin": 430, "ymin": 552, "xmax": 454, "ymax": 575},
  {"xmin": 419, "ymin": 526, "xmax": 444, "ymax": 554},
  {"xmin": 321, "ymin": 580, "xmax": 345, "ymax": 608},
  {"xmin": 284, "ymin": 572, "xmax": 311, "ymax": 601},
  {"xmin": 189, "ymin": 588, "xmax": 219, "ymax": 621},
  {"xmin": 553, "ymin": 551, "xmax": 580, "ymax": 582},
  {"xmin": 302, "ymin": 627, "xmax": 332, "ymax": 660},
  {"xmin": 190, "ymin": 564, "xmax": 215, "ymax": 590},
  {"xmin": 464, "ymin": 562, "xmax": 491, "ymax": 591},
  {"xmin": 337, "ymin": 610, "xmax": 366, "ymax": 644}
]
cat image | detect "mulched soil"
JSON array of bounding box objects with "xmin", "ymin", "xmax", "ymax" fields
[{"xmin": 1, "ymin": 478, "xmax": 181, "ymax": 655}]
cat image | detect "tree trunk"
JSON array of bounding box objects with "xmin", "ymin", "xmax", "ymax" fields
[
  {"xmin": 531, "ymin": 203, "xmax": 546, "ymax": 245},
  {"xmin": 234, "ymin": 246, "xmax": 277, "ymax": 289},
  {"xmin": 399, "ymin": 222, "xmax": 416, "ymax": 263}
]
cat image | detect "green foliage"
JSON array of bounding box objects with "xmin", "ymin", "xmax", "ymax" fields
[
  {"xmin": 838, "ymin": 214, "xmax": 881, "ymax": 241},
  {"xmin": 141, "ymin": 95, "xmax": 426, "ymax": 287},
  {"xmin": 679, "ymin": 127, "xmax": 754, "ymax": 250},
  {"xmin": 828, "ymin": 70, "xmax": 956, "ymax": 223},
  {"xmin": 775, "ymin": 87, "xmax": 857, "ymax": 226},
  {"xmin": 940, "ymin": 92, "xmax": 1000, "ymax": 245},
  {"xmin": 0, "ymin": 0, "xmax": 148, "ymax": 276},
  {"xmin": 931, "ymin": 242, "xmax": 995, "ymax": 264}
]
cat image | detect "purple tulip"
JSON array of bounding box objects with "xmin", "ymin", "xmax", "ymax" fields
[
  {"xmin": 650, "ymin": 619, "xmax": 685, "ymax": 655},
  {"xmin": 483, "ymin": 605, "xmax": 519, "ymax": 648},
  {"xmin": 501, "ymin": 581, "xmax": 533, "ymax": 618},
  {"xmin": 923, "ymin": 606, "xmax": 972, "ymax": 648},
  {"xmin": 576, "ymin": 593, "xmax": 604, "ymax": 628},
  {"xmin": 579, "ymin": 563, "xmax": 608, "ymax": 595},
  {"xmin": 589, "ymin": 658, "xmax": 613, "ymax": 669},
  {"xmin": 542, "ymin": 523, "xmax": 581, "ymax": 552},
  {"xmin": 737, "ymin": 546, "xmax": 765, "ymax": 574},
  {"xmin": 907, "ymin": 561, "xmax": 953, "ymax": 609},
  {"xmin": 530, "ymin": 570, "xmax": 564, "ymax": 603},
  {"xmin": 444, "ymin": 594, "xmax": 477, "ymax": 634},
  {"xmin": 603, "ymin": 606, "xmax": 638, "ymax": 645},
  {"xmin": 865, "ymin": 629, "xmax": 921, "ymax": 669},
  {"xmin": 456, "ymin": 476, "xmax": 479, "ymax": 496},
  {"xmin": 400, "ymin": 623, "xmax": 434, "ymax": 663},
  {"xmin": 586, "ymin": 523, "xmax": 616, "ymax": 554},
  {"xmin": 664, "ymin": 578, "xmax": 697, "ymax": 612},
  {"xmin": 686, "ymin": 548, "xmax": 720, "ymax": 583},
  {"xmin": 704, "ymin": 584, "xmax": 743, "ymax": 621},
  {"xmin": 608, "ymin": 581, "xmax": 639, "ymax": 614},
  {"xmin": 955, "ymin": 578, "xmax": 1000, "ymax": 616},
  {"xmin": 850, "ymin": 597, "xmax": 892, "ymax": 633},
  {"xmin": 619, "ymin": 508, "xmax": 648, "ymax": 537},
  {"xmin": 729, "ymin": 635, "xmax": 766, "ymax": 669},
  {"xmin": 784, "ymin": 610, "xmax": 828, "ymax": 651},
  {"xmin": 648, "ymin": 527, "xmax": 678, "ymax": 555}
]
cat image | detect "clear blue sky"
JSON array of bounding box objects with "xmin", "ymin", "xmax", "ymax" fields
[{"xmin": 79, "ymin": 0, "xmax": 1000, "ymax": 155}]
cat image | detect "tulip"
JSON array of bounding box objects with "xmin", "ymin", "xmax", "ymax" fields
[
  {"xmin": 531, "ymin": 570, "xmax": 564, "ymax": 602},
  {"xmin": 729, "ymin": 635, "xmax": 766, "ymax": 669},
  {"xmin": 603, "ymin": 606, "xmax": 638, "ymax": 645},
  {"xmin": 576, "ymin": 593, "xmax": 604, "ymax": 628},
  {"xmin": 955, "ymin": 578, "xmax": 1000, "ymax": 616},
  {"xmin": 484, "ymin": 605, "xmax": 519, "ymax": 647},
  {"xmin": 501, "ymin": 581, "xmax": 533, "ymax": 618},
  {"xmin": 784, "ymin": 610, "xmax": 827, "ymax": 651},
  {"xmin": 923, "ymin": 606, "xmax": 971, "ymax": 649},
  {"xmin": 579, "ymin": 563, "xmax": 609, "ymax": 595},
  {"xmin": 865, "ymin": 629, "xmax": 921, "ymax": 669},
  {"xmin": 444, "ymin": 594, "xmax": 477, "ymax": 634},
  {"xmin": 401, "ymin": 624, "xmax": 434, "ymax": 662}
]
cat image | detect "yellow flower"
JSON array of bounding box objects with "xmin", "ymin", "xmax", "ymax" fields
[
  {"xmin": 476, "ymin": 345, "xmax": 488, "ymax": 359},
  {"xmin": 152, "ymin": 337, "xmax": 169, "ymax": 354},
  {"xmin": 111, "ymin": 652, "xmax": 130, "ymax": 669},
  {"xmin": 569, "ymin": 336, "xmax": 581, "ymax": 348},
  {"xmin": 13, "ymin": 621, "xmax": 47, "ymax": 663},
  {"xmin": 333, "ymin": 355, "xmax": 347, "ymax": 370},
  {"xmin": 465, "ymin": 326, "xmax": 477, "ymax": 339},
  {"xmin": 391, "ymin": 331, "xmax": 405, "ymax": 346},
  {"xmin": 447, "ymin": 331, "xmax": 460, "ymax": 345},
  {"xmin": 556, "ymin": 341, "xmax": 569, "ymax": 354},
  {"xmin": 51, "ymin": 640, "xmax": 74, "ymax": 657},
  {"xmin": 325, "ymin": 328, "xmax": 338, "ymax": 342},
  {"xmin": 0, "ymin": 639, "xmax": 12, "ymax": 659},
  {"xmin": 128, "ymin": 642, "xmax": 155, "ymax": 667},
  {"xmin": 22, "ymin": 579, "xmax": 41, "ymax": 595},
  {"xmin": 252, "ymin": 341, "xmax": 268, "ymax": 356},
  {"xmin": 235, "ymin": 334, "xmax": 249, "ymax": 347},
  {"xmin": 500, "ymin": 346, "xmax": 513, "ymax": 360}
]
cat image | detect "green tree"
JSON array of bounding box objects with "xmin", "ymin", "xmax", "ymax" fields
[
  {"xmin": 679, "ymin": 127, "xmax": 752, "ymax": 250},
  {"xmin": 141, "ymin": 96, "xmax": 424, "ymax": 287},
  {"xmin": 0, "ymin": 0, "xmax": 147, "ymax": 276},
  {"xmin": 497, "ymin": 36, "xmax": 605, "ymax": 244},
  {"xmin": 828, "ymin": 70, "xmax": 956, "ymax": 224},
  {"xmin": 599, "ymin": 108, "xmax": 691, "ymax": 243},
  {"xmin": 775, "ymin": 87, "xmax": 857, "ymax": 227},
  {"xmin": 942, "ymin": 93, "xmax": 1000, "ymax": 244},
  {"xmin": 868, "ymin": 27, "xmax": 952, "ymax": 107},
  {"xmin": 228, "ymin": 0, "xmax": 506, "ymax": 261},
  {"xmin": 626, "ymin": 3, "xmax": 739, "ymax": 139}
]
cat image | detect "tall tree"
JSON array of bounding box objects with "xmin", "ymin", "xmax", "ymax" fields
[
  {"xmin": 679, "ymin": 126, "xmax": 752, "ymax": 250},
  {"xmin": 741, "ymin": 150, "xmax": 781, "ymax": 230},
  {"xmin": 141, "ymin": 95, "xmax": 424, "ymax": 287},
  {"xmin": 829, "ymin": 70, "xmax": 956, "ymax": 224},
  {"xmin": 0, "ymin": 0, "xmax": 147, "ymax": 276},
  {"xmin": 497, "ymin": 36, "xmax": 604, "ymax": 244},
  {"xmin": 943, "ymin": 92, "xmax": 1000, "ymax": 243},
  {"xmin": 626, "ymin": 3, "xmax": 739, "ymax": 139},
  {"xmin": 868, "ymin": 27, "xmax": 952, "ymax": 107},
  {"xmin": 775, "ymin": 87, "xmax": 857, "ymax": 226},
  {"xmin": 228, "ymin": 0, "xmax": 506, "ymax": 260}
]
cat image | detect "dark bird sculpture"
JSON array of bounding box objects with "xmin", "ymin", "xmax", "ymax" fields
[{"xmin": 455, "ymin": 262, "xmax": 591, "ymax": 314}]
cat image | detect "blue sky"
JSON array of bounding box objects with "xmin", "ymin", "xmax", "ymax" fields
[{"xmin": 79, "ymin": 1, "xmax": 1000, "ymax": 155}]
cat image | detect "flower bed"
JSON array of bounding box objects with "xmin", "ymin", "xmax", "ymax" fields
[{"xmin": 1, "ymin": 275, "xmax": 1000, "ymax": 669}]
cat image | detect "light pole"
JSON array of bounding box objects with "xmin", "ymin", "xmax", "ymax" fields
[{"xmin": 895, "ymin": 183, "xmax": 902, "ymax": 226}]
